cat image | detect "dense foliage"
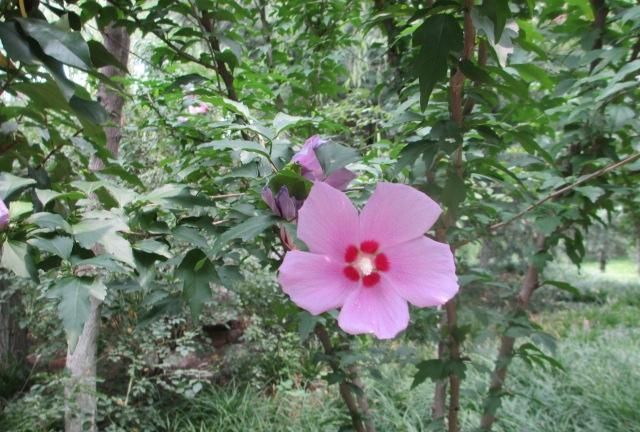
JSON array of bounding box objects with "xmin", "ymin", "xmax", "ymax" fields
[{"xmin": 0, "ymin": 0, "xmax": 638, "ymax": 431}]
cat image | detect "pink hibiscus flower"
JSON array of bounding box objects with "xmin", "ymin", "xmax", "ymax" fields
[
  {"xmin": 291, "ymin": 135, "xmax": 356, "ymax": 191},
  {"xmin": 187, "ymin": 102, "xmax": 209, "ymax": 115},
  {"xmin": 0, "ymin": 200, "xmax": 8, "ymax": 230},
  {"xmin": 278, "ymin": 182, "xmax": 458, "ymax": 339}
]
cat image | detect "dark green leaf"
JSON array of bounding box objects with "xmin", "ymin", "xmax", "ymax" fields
[
  {"xmin": 175, "ymin": 249, "xmax": 216, "ymax": 320},
  {"xmin": 211, "ymin": 215, "xmax": 276, "ymax": 256},
  {"xmin": 481, "ymin": 0, "xmax": 510, "ymax": 42},
  {"xmin": 16, "ymin": 18, "xmax": 92, "ymax": 70},
  {"xmin": 413, "ymin": 14, "xmax": 463, "ymax": 109}
]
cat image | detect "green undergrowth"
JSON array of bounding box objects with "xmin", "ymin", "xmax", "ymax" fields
[
  {"xmin": 2, "ymin": 261, "xmax": 638, "ymax": 431},
  {"xmin": 155, "ymin": 261, "xmax": 640, "ymax": 432}
]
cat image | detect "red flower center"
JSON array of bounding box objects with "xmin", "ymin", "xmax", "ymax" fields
[{"xmin": 342, "ymin": 240, "xmax": 389, "ymax": 287}]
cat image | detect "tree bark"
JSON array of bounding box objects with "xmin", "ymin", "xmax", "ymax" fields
[
  {"xmin": 635, "ymin": 219, "xmax": 640, "ymax": 276},
  {"xmin": 0, "ymin": 278, "xmax": 28, "ymax": 368},
  {"xmin": 64, "ymin": 23, "xmax": 129, "ymax": 432}
]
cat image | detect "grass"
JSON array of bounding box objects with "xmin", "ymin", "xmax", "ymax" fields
[
  {"xmin": 161, "ymin": 259, "xmax": 640, "ymax": 432},
  {"xmin": 3, "ymin": 260, "xmax": 639, "ymax": 431}
]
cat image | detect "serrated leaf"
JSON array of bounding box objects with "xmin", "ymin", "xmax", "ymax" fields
[
  {"xmin": 72, "ymin": 211, "xmax": 134, "ymax": 267},
  {"xmin": 28, "ymin": 236, "xmax": 73, "ymax": 260},
  {"xmin": 200, "ymin": 139, "xmax": 270, "ymax": 158},
  {"xmin": 0, "ymin": 172, "xmax": 36, "ymax": 200},
  {"xmin": 575, "ymin": 186, "xmax": 605, "ymax": 203},
  {"xmin": 134, "ymin": 239, "xmax": 172, "ymax": 259},
  {"xmin": 26, "ymin": 212, "xmax": 72, "ymax": 233},
  {"xmin": 1, "ymin": 240, "xmax": 37, "ymax": 280},
  {"xmin": 412, "ymin": 359, "xmax": 448, "ymax": 388},
  {"xmin": 175, "ymin": 249, "xmax": 216, "ymax": 320},
  {"xmin": 211, "ymin": 215, "xmax": 276, "ymax": 256},
  {"xmin": 48, "ymin": 277, "xmax": 106, "ymax": 349},
  {"xmin": 272, "ymin": 113, "xmax": 312, "ymax": 136}
]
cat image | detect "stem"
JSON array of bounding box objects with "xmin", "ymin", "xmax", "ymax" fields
[
  {"xmin": 314, "ymin": 324, "xmax": 370, "ymax": 432},
  {"xmin": 479, "ymin": 235, "xmax": 545, "ymax": 430},
  {"xmin": 434, "ymin": 1, "xmax": 474, "ymax": 431}
]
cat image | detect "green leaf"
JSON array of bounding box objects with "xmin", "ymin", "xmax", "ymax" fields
[
  {"xmin": 0, "ymin": 21, "xmax": 40, "ymax": 65},
  {"xmin": 8, "ymin": 201, "xmax": 33, "ymax": 219},
  {"xmin": 16, "ymin": 18, "xmax": 93, "ymax": 70},
  {"xmin": 298, "ymin": 311, "xmax": 321, "ymax": 341},
  {"xmin": 481, "ymin": 0, "xmax": 510, "ymax": 42},
  {"xmin": 72, "ymin": 211, "xmax": 134, "ymax": 267},
  {"xmin": 211, "ymin": 215, "xmax": 276, "ymax": 256},
  {"xmin": 535, "ymin": 216, "xmax": 562, "ymax": 236},
  {"xmin": 459, "ymin": 59, "xmax": 494, "ymax": 84},
  {"xmin": 413, "ymin": 14, "xmax": 463, "ymax": 109},
  {"xmin": 442, "ymin": 171, "xmax": 466, "ymax": 211},
  {"xmin": 173, "ymin": 226, "xmax": 210, "ymax": 251},
  {"xmin": 72, "ymin": 255, "xmax": 129, "ymax": 273},
  {"xmin": 272, "ymin": 113, "xmax": 312, "ymax": 136},
  {"xmin": 48, "ymin": 277, "xmax": 106, "ymax": 349},
  {"xmin": 200, "ymin": 139, "xmax": 271, "ymax": 158},
  {"xmin": 87, "ymin": 40, "xmax": 127, "ymax": 71},
  {"xmin": 1, "ymin": 240, "xmax": 37, "ymax": 280},
  {"xmin": 412, "ymin": 359, "xmax": 448, "ymax": 388},
  {"xmin": 28, "ymin": 236, "xmax": 73, "ymax": 260},
  {"xmin": 0, "ymin": 172, "xmax": 36, "ymax": 200},
  {"xmin": 26, "ymin": 212, "xmax": 72, "ymax": 233},
  {"xmin": 134, "ymin": 239, "xmax": 172, "ymax": 259},
  {"xmin": 141, "ymin": 184, "xmax": 213, "ymax": 209},
  {"xmin": 268, "ymin": 167, "xmax": 313, "ymax": 199},
  {"xmin": 575, "ymin": 186, "xmax": 605, "ymax": 203},
  {"xmin": 315, "ymin": 143, "xmax": 360, "ymax": 175},
  {"xmin": 175, "ymin": 249, "xmax": 216, "ymax": 320},
  {"xmin": 543, "ymin": 280, "xmax": 582, "ymax": 299}
]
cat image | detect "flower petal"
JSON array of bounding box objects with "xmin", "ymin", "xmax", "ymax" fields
[
  {"xmin": 298, "ymin": 181, "xmax": 359, "ymax": 258},
  {"xmin": 338, "ymin": 284, "xmax": 409, "ymax": 339},
  {"xmin": 292, "ymin": 135, "xmax": 325, "ymax": 177},
  {"xmin": 275, "ymin": 186, "xmax": 298, "ymax": 221},
  {"xmin": 359, "ymin": 183, "xmax": 442, "ymax": 248},
  {"xmin": 278, "ymin": 251, "xmax": 356, "ymax": 315},
  {"xmin": 261, "ymin": 187, "xmax": 279, "ymax": 214},
  {"xmin": 382, "ymin": 236, "xmax": 458, "ymax": 307},
  {"xmin": 324, "ymin": 168, "xmax": 357, "ymax": 191}
]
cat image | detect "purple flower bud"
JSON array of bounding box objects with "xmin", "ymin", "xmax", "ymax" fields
[
  {"xmin": 0, "ymin": 200, "xmax": 9, "ymax": 230},
  {"xmin": 262, "ymin": 186, "xmax": 302, "ymax": 221},
  {"xmin": 291, "ymin": 135, "xmax": 356, "ymax": 191}
]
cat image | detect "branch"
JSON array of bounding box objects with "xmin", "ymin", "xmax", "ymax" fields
[
  {"xmin": 314, "ymin": 324, "xmax": 371, "ymax": 432},
  {"xmin": 489, "ymin": 152, "xmax": 640, "ymax": 232},
  {"xmin": 479, "ymin": 235, "xmax": 545, "ymax": 431}
]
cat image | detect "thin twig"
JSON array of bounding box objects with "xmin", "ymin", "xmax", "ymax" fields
[{"xmin": 488, "ymin": 152, "xmax": 640, "ymax": 232}]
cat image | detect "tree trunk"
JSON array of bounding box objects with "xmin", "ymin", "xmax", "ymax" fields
[
  {"xmin": 64, "ymin": 23, "xmax": 129, "ymax": 432},
  {"xmin": 636, "ymin": 220, "xmax": 640, "ymax": 276},
  {"xmin": 0, "ymin": 278, "xmax": 28, "ymax": 368}
]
